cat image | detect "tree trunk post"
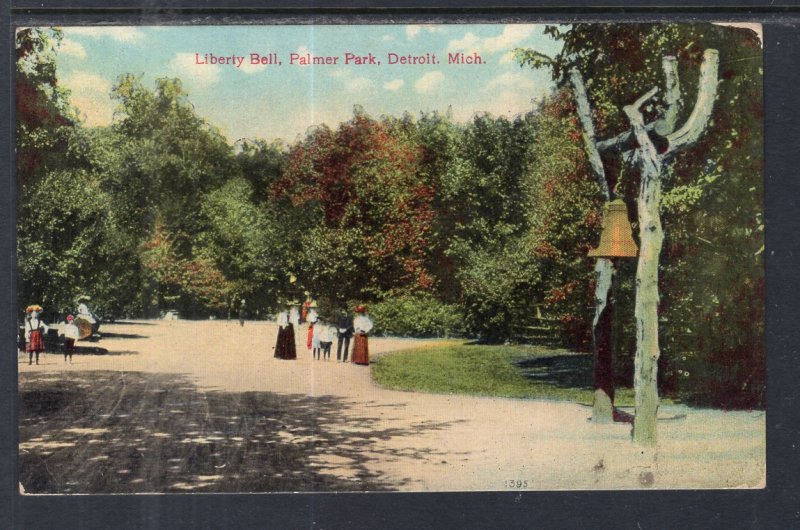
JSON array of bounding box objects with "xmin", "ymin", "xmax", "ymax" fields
[
  {"xmin": 592, "ymin": 257, "xmax": 616, "ymax": 421},
  {"xmin": 569, "ymin": 68, "xmax": 617, "ymax": 423},
  {"xmin": 624, "ymin": 50, "xmax": 718, "ymax": 445},
  {"xmin": 632, "ymin": 160, "xmax": 664, "ymax": 445},
  {"xmin": 624, "ymin": 86, "xmax": 665, "ymax": 446}
]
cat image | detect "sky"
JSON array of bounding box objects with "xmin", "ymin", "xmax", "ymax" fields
[{"xmin": 52, "ymin": 24, "xmax": 563, "ymax": 145}]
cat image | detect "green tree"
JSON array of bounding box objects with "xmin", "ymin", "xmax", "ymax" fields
[
  {"xmin": 108, "ymin": 75, "xmax": 238, "ymax": 251},
  {"xmin": 198, "ymin": 177, "xmax": 288, "ymax": 314},
  {"xmin": 235, "ymin": 138, "xmax": 286, "ymax": 203},
  {"xmin": 17, "ymin": 168, "xmax": 133, "ymax": 316}
]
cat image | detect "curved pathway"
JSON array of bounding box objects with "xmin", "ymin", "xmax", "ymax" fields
[{"xmin": 18, "ymin": 319, "xmax": 765, "ymax": 492}]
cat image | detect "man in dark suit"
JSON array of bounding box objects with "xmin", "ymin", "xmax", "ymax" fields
[{"xmin": 336, "ymin": 309, "xmax": 354, "ymax": 362}]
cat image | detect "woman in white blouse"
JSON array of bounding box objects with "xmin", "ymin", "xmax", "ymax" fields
[{"xmin": 351, "ymin": 306, "xmax": 374, "ymax": 365}]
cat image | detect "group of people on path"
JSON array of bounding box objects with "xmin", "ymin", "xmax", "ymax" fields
[
  {"xmin": 20, "ymin": 305, "xmax": 80, "ymax": 365},
  {"xmin": 273, "ymin": 303, "xmax": 374, "ymax": 365}
]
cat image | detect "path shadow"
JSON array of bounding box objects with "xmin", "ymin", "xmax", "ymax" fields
[
  {"xmin": 19, "ymin": 371, "xmax": 465, "ymax": 494},
  {"xmin": 73, "ymin": 346, "xmax": 138, "ymax": 356},
  {"xmin": 17, "ymin": 349, "xmax": 137, "ymax": 364},
  {"xmin": 100, "ymin": 332, "xmax": 147, "ymax": 340},
  {"xmin": 514, "ymin": 353, "xmax": 593, "ymax": 391}
]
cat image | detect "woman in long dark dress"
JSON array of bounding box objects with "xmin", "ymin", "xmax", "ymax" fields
[{"xmin": 274, "ymin": 307, "xmax": 297, "ymax": 360}]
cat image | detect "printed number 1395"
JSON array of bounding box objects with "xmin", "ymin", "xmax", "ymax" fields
[{"xmin": 505, "ymin": 480, "xmax": 528, "ymax": 488}]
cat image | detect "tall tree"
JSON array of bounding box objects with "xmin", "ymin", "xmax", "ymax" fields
[
  {"xmin": 273, "ymin": 110, "xmax": 433, "ymax": 305},
  {"xmin": 108, "ymin": 75, "xmax": 237, "ymax": 250}
]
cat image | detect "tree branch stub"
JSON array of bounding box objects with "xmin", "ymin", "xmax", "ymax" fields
[
  {"xmin": 665, "ymin": 49, "xmax": 720, "ymax": 156},
  {"xmin": 654, "ymin": 56, "xmax": 682, "ymax": 137},
  {"xmin": 623, "ymin": 87, "xmax": 661, "ymax": 173},
  {"xmin": 569, "ymin": 68, "xmax": 611, "ymax": 201}
]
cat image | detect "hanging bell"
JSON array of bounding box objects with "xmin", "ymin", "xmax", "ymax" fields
[{"xmin": 587, "ymin": 199, "xmax": 638, "ymax": 258}]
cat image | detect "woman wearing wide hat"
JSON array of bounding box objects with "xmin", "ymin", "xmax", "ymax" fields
[
  {"xmin": 351, "ymin": 305, "xmax": 374, "ymax": 365},
  {"xmin": 24, "ymin": 305, "xmax": 48, "ymax": 365},
  {"xmin": 273, "ymin": 302, "xmax": 297, "ymax": 360}
]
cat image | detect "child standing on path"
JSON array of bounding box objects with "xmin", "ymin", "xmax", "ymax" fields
[
  {"xmin": 317, "ymin": 319, "xmax": 334, "ymax": 361},
  {"xmin": 63, "ymin": 314, "xmax": 80, "ymax": 363}
]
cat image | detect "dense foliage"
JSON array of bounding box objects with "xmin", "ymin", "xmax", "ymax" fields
[
  {"xmin": 517, "ymin": 23, "xmax": 764, "ymax": 407},
  {"xmin": 16, "ymin": 24, "xmax": 763, "ymax": 407},
  {"xmin": 369, "ymin": 293, "xmax": 464, "ymax": 338}
]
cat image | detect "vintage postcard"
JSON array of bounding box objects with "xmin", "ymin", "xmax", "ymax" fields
[{"xmin": 15, "ymin": 22, "xmax": 764, "ymax": 493}]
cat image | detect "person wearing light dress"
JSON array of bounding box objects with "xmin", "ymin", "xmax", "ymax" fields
[{"xmin": 351, "ymin": 306, "xmax": 374, "ymax": 365}]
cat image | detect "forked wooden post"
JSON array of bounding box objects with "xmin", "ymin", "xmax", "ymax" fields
[
  {"xmin": 623, "ymin": 49, "xmax": 719, "ymax": 445},
  {"xmin": 569, "ymin": 49, "xmax": 719, "ymax": 440}
]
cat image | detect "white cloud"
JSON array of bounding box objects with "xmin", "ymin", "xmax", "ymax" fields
[
  {"xmin": 448, "ymin": 25, "xmax": 535, "ymax": 54},
  {"xmin": 486, "ymin": 71, "xmax": 535, "ymax": 92},
  {"xmin": 61, "ymin": 71, "xmax": 114, "ymax": 126},
  {"xmin": 449, "ymin": 89, "xmax": 537, "ymax": 124},
  {"xmin": 382, "ymin": 34, "xmax": 394, "ymax": 42},
  {"xmin": 62, "ymin": 71, "xmax": 112, "ymax": 94},
  {"xmin": 484, "ymin": 25, "xmax": 536, "ymax": 53},
  {"xmin": 499, "ymin": 51, "xmax": 516, "ymax": 64},
  {"xmin": 344, "ymin": 77, "xmax": 373, "ymax": 91},
  {"xmin": 239, "ymin": 58, "xmax": 267, "ymax": 74},
  {"xmin": 67, "ymin": 26, "xmax": 145, "ymax": 43},
  {"xmin": 169, "ymin": 52, "xmax": 220, "ymax": 86},
  {"xmin": 414, "ymin": 71, "xmax": 444, "ymax": 93},
  {"xmin": 447, "ymin": 32, "xmax": 480, "ymax": 52},
  {"xmin": 291, "ymin": 45, "xmax": 314, "ymax": 67},
  {"xmin": 70, "ymin": 95, "xmax": 116, "ymax": 126},
  {"xmin": 383, "ymin": 79, "xmax": 404, "ymax": 91},
  {"xmin": 406, "ymin": 24, "xmax": 441, "ymax": 40},
  {"xmin": 487, "ymin": 89, "xmax": 536, "ymax": 115},
  {"xmin": 59, "ymin": 38, "xmax": 86, "ymax": 59}
]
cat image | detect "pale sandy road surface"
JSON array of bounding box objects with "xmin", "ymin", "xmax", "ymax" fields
[{"xmin": 18, "ymin": 319, "xmax": 765, "ymax": 492}]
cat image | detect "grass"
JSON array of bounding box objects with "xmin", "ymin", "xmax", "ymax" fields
[{"xmin": 372, "ymin": 342, "xmax": 638, "ymax": 407}]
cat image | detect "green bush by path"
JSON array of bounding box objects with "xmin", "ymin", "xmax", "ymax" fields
[
  {"xmin": 372, "ymin": 343, "xmax": 637, "ymax": 406},
  {"xmin": 369, "ymin": 294, "xmax": 464, "ymax": 338}
]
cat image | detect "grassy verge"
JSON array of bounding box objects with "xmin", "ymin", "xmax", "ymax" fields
[{"xmin": 373, "ymin": 342, "xmax": 638, "ymax": 406}]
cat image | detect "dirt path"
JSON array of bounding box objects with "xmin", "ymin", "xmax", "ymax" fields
[{"xmin": 18, "ymin": 320, "xmax": 765, "ymax": 492}]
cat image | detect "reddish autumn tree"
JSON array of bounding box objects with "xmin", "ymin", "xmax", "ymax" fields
[
  {"xmin": 140, "ymin": 219, "xmax": 234, "ymax": 316},
  {"xmin": 15, "ymin": 28, "xmax": 76, "ymax": 191},
  {"xmin": 273, "ymin": 110, "xmax": 434, "ymax": 305}
]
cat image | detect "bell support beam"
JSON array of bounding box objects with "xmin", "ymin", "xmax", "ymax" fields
[{"xmin": 569, "ymin": 67, "xmax": 617, "ymax": 423}]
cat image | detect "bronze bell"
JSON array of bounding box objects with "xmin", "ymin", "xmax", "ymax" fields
[{"xmin": 588, "ymin": 199, "xmax": 638, "ymax": 258}]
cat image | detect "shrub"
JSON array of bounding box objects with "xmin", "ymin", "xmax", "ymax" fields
[{"xmin": 369, "ymin": 293, "xmax": 464, "ymax": 338}]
